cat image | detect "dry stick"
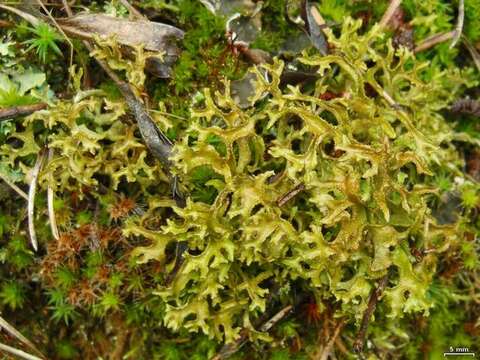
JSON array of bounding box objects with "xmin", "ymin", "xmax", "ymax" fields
[
  {"xmin": 46, "ymin": 148, "xmax": 60, "ymax": 240},
  {"xmin": 0, "ymin": 5, "xmax": 40, "ymax": 26},
  {"xmin": 0, "ymin": 316, "xmax": 45, "ymax": 359},
  {"xmin": 462, "ymin": 35, "xmax": 480, "ymax": 73},
  {"xmin": 0, "ymin": 173, "xmax": 28, "ymax": 200},
  {"xmin": 259, "ymin": 305, "xmax": 293, "ymax": 331},
  {"xmin": 414, "ymin": 31, "xmax": 455, "ymax": 53},
  {"xmin": 334, "ymin": 336, "xmax": 350, "ymax": 357},
  {"xmin": 0, "ymin": 103, "xmax": 47, "ymax": 121},
  {"xmin": 353, "ymin": 274, "xmax": 390, "ymax": 353},
  {"xmin": 28, "ymin": 149, "xmax": 46, "ymax": 252},
  {"xmin": 0, "ymin": 342, "xmax": 43, "ymax": 360},
  {"xmin": 450, "ymin": 0, "xmax": 464, "ymax": 48},
  {"xmin": 379, "ymin": 0, "xmax": 402, "ymax": 29},
  {"xmin": 119, "ymin": 0, "xmax": 147, "ymax": 20},
  {"xmin": 276, "ymin": 183, "xmax": 305, "ymax": 207},
  {"xmin": 211, "ymin": 305, "xmax": 293, "ymax": 360},
  {"xmin": 318, "ymin": 319, "xmax": 345, "ymax": 360}
]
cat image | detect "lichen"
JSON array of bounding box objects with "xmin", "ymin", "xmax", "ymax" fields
[{"xmin": 128, "ymin": 18, "xmax": 478, "ymax": 343}]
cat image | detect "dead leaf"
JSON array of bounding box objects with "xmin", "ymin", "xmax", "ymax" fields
[{"xmin": 57, "ymin": 13, "xmax": 183, "ymax": 54}]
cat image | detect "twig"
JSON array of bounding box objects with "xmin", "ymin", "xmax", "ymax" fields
[
  {"xmin": 0, "ymin": 173, "xmax": 28, "ymax": 200},
  {"xmin": 28, "ymin": 149, "xmax": 46, "ymax": 252},
  {"xmin": 0, "ymin": 103, "xmax": 47, "ymax": 121},
  {"xmin": 36, "ymin": 0, "xmax": 74, "ymax": 75},
  {"xmin": 353, "ymin": 274, "xmax": 390, "ymax": 353},
  {"xmin": 318, "ymin": 319, "xmax": 345, "ymax": 360},
  {"xmin": 260, "ymin": 305, "xmax": 293, "ymax": 331},
  {"xmin": 0, "ymin": 343, "xmax": 43, "ymax": 360},
  {"xmin": 119, "ymin": 0, "xmax": 147, "ymax": 20},
  {"xmin": 0, "ymin": 5, "xmax": 40, "ymax": 26},
  {"xmin": 276, "ymin": 183, "xmax": 305, "ymax": 207},
  {"xmin": 61, "ymin": 0, "xmax": 73, "ymax": 17},
  {"xmin": 379, "ymin": 0, "xmax": 402, "ymax": 29},
  {"xmin": 414, "ymin": 31, "xmax": 455, "ymax": 53},
  {"xmin": 450, "ymin": 0, "xmax": 464, "ymax": 48},
  {"xmin": 211, "ymin": 305, "xmax": 293, "ymax": 360},
  {"xmin": 462, "ymin": 35, "xmax": 480, "ymax": 73},
  {"xmin": 0, "ymin": 316, "xmax": 45, "ymax": 359},
  {"xmin": 47, "ymin": 148, "xmax": 60, "ymax": 240},
  {"xmin": 334, "ymin": 336, "xmax": 350, "ymax": 357}
]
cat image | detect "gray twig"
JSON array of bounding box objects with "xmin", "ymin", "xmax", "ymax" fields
[
  {"xmin": 379, "ymin": 0, "xmax": 402, "ymax": 29},
  {"xmin": 47, "ymin": 148, "xmax": 60, "ymax": 240},
  {"xmin": 28, "ymin": 149, "xmax": 46, "ymax": 251},
  {"xmin": 119, "ymin": 0, "xmax": 147, "ymax": 20},
  {"xmin": 0, "ymin": 103, "xmax": 47, "ymax": 121},
  {"xmin": 450, "ymin": 0, "xmax": 464, "ymax": 49},
  {"xmin": 0, "ymin": 173, "xmax": 28, "ymax": 200},
  {"xmin": 414, "ymin": 31, "xmax": 455, "ymax": 53},
  {"xmin": 462, "ymin": 35, "xmax": 480, "ymax": 73},
  {"xmin": 0, "ymin": 316, "xmax": 45, "ymax": 359},
  {"xmin": 318, "ymin": 319, "xmax": 345, "ymax": 360},
  {"xmin": 0, "ymin": 342, "xmax": 42, "ymax": 360}
]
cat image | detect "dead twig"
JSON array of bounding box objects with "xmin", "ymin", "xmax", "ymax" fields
[
  {"xmin": 46, "ymin": 148, "xmax": 59, "ymax": 240},
  {"xmin": 276, "ymin": 183, "xmax": 305, "ymax": 207},
  {"xmin": 334, "ymin": 336, "xmax": 350, "ymax": 357},
  {"xmin": 450, "ymin": 0, "xmax": 464, "ymax": 48},
  {"xmin": 260, "ymin": 305, "xmax": 293, "ymax": 332},
  {"xmin": 0, "ymin": 316, "xmax": 45, "ymax": 359},
  {"xmin": 0, "ymin": 5, "xmax": 40, "ymax": 26},
  {"xmin": 318, "ymin": 319, "xmax": 345, "ymax": 360},
  {"xmin": 462, "ymin": 35, "xmax": 480, "ymax": 73},
  {"xmin": 0, "ymin": 342, "xmax": 43, "ymax": 360},
  {"xmin": 379, "ymin": 0, "xmax": 402, "ymax": 29},
  {"xmin": 0, "ymin": 103, "xmax": 47, "ymax": 121},
  {"xmin": 28, "ymin": 149, "xmax": 46, "ymax": 251},
  {"xmin": 0, "ymin": 173, "xmax": 28, "ymax": 200},
  {"xmin": 353, "ymin": 274, "xmax": 390, "ymax": 353},
  {"xmin": 414, "ymin": 31, "xmax": 455, "ymax": 53},
  {"xmin": 119, "ymin": 0, "xmax": 147, "ymax": 20},
  {"xmin": 211, "ymin": 305, "xmax": 293, "ymax": 360}
]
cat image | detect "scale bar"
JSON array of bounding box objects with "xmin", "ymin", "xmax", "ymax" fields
[{"xmin": 444, "ymin": 353, "xmax": 475, "ymax": 357}]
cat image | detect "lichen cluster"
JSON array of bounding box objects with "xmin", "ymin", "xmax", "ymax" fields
[{"xmin": 127, "ymin": 19, "xmax": 477, "ymax": 342}]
